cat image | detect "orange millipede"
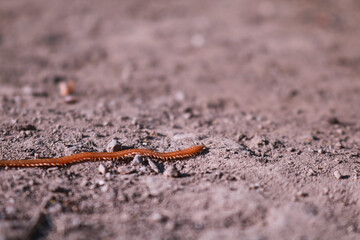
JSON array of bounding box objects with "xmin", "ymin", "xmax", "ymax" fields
[{"xmin": 0, "ymin": 145, "xmax": 205, "ymax": 168}]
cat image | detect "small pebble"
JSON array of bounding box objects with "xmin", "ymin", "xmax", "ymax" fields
[
  {"xmin": 131, "ymin": 155, "xmax": 144, "ymax": 166},
  {"xmin": 296, "ymin": 191, "xmax": 309, "ymax": 198},
  {"xmin": 334, "ymin": 170, "xmax": 342, "ymax": 179},
  {"xmin": 149, "ymin": 212, "xmax": 167, "ymax": 222},
  {"xmin": 106, "ymin": 139, "xmax": 122, "ymax": 152},
  {"xmin": 98, "ymin": 164, "xmax": 106, "ymax": 174},
  {"xmin": 97, "ymin": 179, "xmax": 105, "ymax": 186},
  {"xmin": 5, "ymin": 206, "xmax": 15, "ymax": 215},
  {"xmin": 165, "ymin": 221, "xmax": 176, "ymax": 230},
  {"xmin": 317, "ymin": 149, "xmax": 325, "ymax": 154},
  {"xmin": 287, "ymin": 147, "xmax": 296, "ymax": 152},
  {"xmin": 148, "ymin": 159, "xmax": 160, "ymax": 173},
  {"xmin": 164, "ymin": 165, "xmax": 180, "ymax": 178},
  {"xmin": 307, "ymin": 168, "xmax": 316, "ymax": 176},
  {"xmin": 175, "ymin": 91, "xmax": 186, "ymax": 102},
  {"xmin": 64, "ymin": 95, "xmax": 77, "ymax": 104},
  {"xmin": 105, "ymin": 172, "xmax": 111, "ymax": 180},
  {"xmin": 335, "ymin": 142, "xmax": 344, "ymax": 149},
  {"xmin": 46, "ymin": 167, "xmax": 59, "ymax": 173},
  {"xmin": 117, "ymin": 166, "xmax": 136, "ymax": 175},
  {"xmin": 80, "ymin": 179, "xmax": 88, "ymax": 187},
  {"xmin": 100, "ymin": 185, "xmax": 109, "ymax": 192},
  {"xmin": 139, "ymin": 166, "xmax": 149, "ymax": 173},
  {"xmin": 354, "ymin": 174, "xmax": 358, "ymax": 181}
]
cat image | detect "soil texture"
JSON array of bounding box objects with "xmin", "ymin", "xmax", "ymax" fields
[{"xmin": 0, "ymin": 0, "xmax": 360, "ymax": 239}]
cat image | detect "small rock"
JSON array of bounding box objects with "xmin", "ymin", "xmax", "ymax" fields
[
  {"xmin": 117, "ymin": 166, "xmax": 136, "ymax": 175},
  {"xmin": 97, "ymin": 179, "xmax": 105, "ymax": 186},
  {"xmin": 106, "ymin": 139, "xmax": 122, "ymax": 152},
  {"xmin": 80, "ymin": 179, "xmax": 88, "ymax": 187},
  {"xmin": 46, "ymin": 167, "xmax": 59, "ymax": 173},
  {"xmin": 131, "ymin": 155, "xmax": 144, "ymax": 166},
  {"xmin": 287, "ymin": 147, "xmax": 296, "ymax": 152},
  {"xmin": 5, "ymin": 206, "xmax": 15, "ymax": 216},
  {"xmin": 335, "ymin": 142, "xmax": 344, "ymax": 149},
  {"xmin": 132, "ymin": 117, "xmax": 138, "ymax": 125},
  {"xmin": 334, "ymin": 170, "xmax": 342, "ymax": 179},
  {"xmin": 175, "ymin": 91, "xmax": 186, "ymax": 102},
  {"xmin": 164, "ymin": 165, "xmax": 180, "ymax": 178},
  {"xmin": 165, "ymin": 221, "xmax": 176, "ymax": 230},
  {"xmin": 336, "ymin": 128, "xmax": 344, "ymax": 135},
  {"xmin": 148, "ymin": 159, "xmax": 160, "ymax": 173},
  {"xmin": 183, "ymin": 112, "xmax": 192, "ymax": 119},
  {"xmin": 100, "ymin": 185, "xmax": 109, "ymax": 192},
  {"xmin": 98, "ymin": 164, "xmax": 106, "ymax": 174},
  {"xmin": 64, "ymin": 95, "xmax": 77, "ymax": 104},
  {"xmin": 317, "ymin": 149, "xmax": 325, "ymax": 154},
  {"xmin": 249, "ymin": 183, "xmax": 261, "ymax": 190},
  {"xmin": 139, "ymin": 166, "xmax": 150, "ymax": 173},
  {"xmin": 296, "ymin": 191, "xmax": 309, "ymax": 198},
  {"xmin": 105, "ymin": 172, "xmax": 111, "ymax": 180},
  {"xmin": 307, "ymin": 168, "xmax": 316, "ymax": 176},
  {"xmin": 149, "ymin": 212, "xmax": 167, "ymax": 222},
  {"xmin": 354, "ymin": 173, "xmax": 358, "ymax": 181},
  {"xmin": 334, "ymin": 157, "xmax": 343, "ymax": 164}
]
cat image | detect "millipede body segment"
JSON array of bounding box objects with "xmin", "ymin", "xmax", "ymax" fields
[{"xmin": 0, "ymin": 145, "xmax": 205, "ymax": 168}]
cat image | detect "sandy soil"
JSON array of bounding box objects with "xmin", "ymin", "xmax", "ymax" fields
[{"xmin": 0, "ymin": 0, "xmax": 360, "ymax": 239}]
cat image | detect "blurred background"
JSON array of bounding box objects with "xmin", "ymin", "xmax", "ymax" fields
[{"xmin": 1, "ymin": 0, "xmax": 359, "ymax": 123}]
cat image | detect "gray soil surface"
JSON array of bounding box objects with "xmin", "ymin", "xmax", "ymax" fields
[{"xmin": 1, "ymin": 0, "xmax": 360, "ymax": 239}]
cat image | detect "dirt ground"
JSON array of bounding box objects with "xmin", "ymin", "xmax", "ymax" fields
[{"xmin": 0, "ymin": 0, "xmax": 360, "ymax": 239}]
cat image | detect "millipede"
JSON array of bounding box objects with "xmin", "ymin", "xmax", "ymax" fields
[{"xmin": 0, "ymin": 145, "xmax": 206, "ymax": 168}]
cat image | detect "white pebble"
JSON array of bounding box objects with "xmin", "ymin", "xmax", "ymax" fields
[
  {"xmin": 64, "ymin": 95, "xmax": 77, "ymax": 104},
  {"xmin": 149, "ymin": 212, "xmax": 166, "ymax": 222},
  {"xmin": 307, "ymin": 168, "xmax": 316, "ymax": 176},
  {"xmin": 334, "ymin": 170, "xmax": 342, "ymax": 179},
  {"xmin": 164, "ymin": 165, "xmax": 180, "ymax": 178},
  {"xmin": 131, "ymin": 155, "xmax": 143, "ymax": 166},
  {"xmin": 106, "ymin": 139, "xmax": 122, "ymax": 152},
  {"xmin": 98, "ymin": 164, "xmax": 106, "ymax": 174},
  {"xmin": 148, "ymin": 159, "xmax": 160, "ymax": 173},
  {"xmin": 97, "ymin": 179, "xmax": 105, "ymax": 186},
  {"xmin": 105, "ymin": 172, "xmax": 111, "ymax": 180},
  {"xmin": 117, "ymin": 166, "xmax": 135, "ymax": 174},
  {"xmin": 100, "ymin": 185, "xmax": 109, "ymax": 192}
]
